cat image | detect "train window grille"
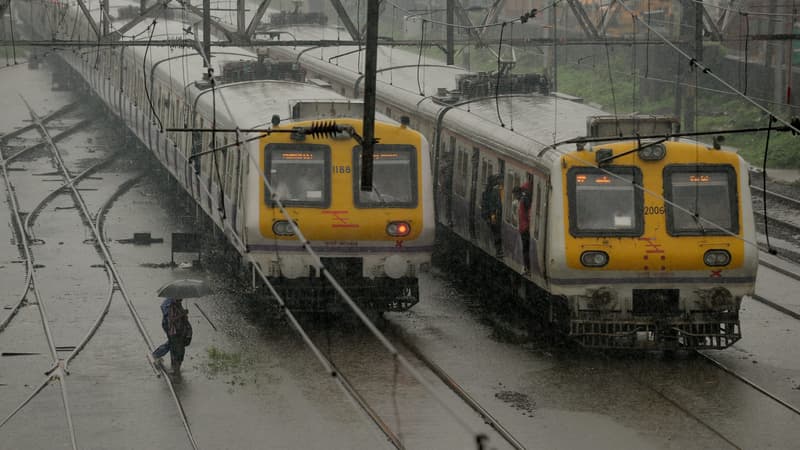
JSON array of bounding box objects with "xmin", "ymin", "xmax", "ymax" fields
[
  {"xmin": 567, "ymin": 166, "xmax": 644, "ymax": 237},
  {"xmin": 353, "ymin": 145, "xmax": 418, "ymax": 208},
  {"xmin": 264, "ymin": 143, "xmax": 331, "ymax": 208},
  {"xmin": 663, "ymin": 165, "xmax": 739, "ymax": 236}
]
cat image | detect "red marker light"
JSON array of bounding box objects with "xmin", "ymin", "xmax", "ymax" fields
[{"xmin": 386, "ymin": 221, "xmax": 411, "ymax": 237}]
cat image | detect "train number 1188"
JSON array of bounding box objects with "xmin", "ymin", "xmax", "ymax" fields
[{"xmin": 333, "ymin": 165, "xmax": 351, "ymax": 174}]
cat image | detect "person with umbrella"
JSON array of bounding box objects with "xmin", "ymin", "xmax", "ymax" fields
[{"xmin": 152, "ymin": 280, "xmax": 208, "ymax": 375}]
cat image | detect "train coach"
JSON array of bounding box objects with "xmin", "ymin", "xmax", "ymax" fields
[
  {"xmin": 20, "ymin": 1, "xmax": 435, "ymax": 311},
  {"xmin": 262, "ymin": 19, "xmax": 759, "ymax": 348}
]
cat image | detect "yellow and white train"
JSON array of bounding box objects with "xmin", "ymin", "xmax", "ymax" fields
[
  {"xmin": 21, "ymin": 1, "xmax": 434, "ymax": 310},
  {"xmin": 263, "ymin": 22, "xmax": 759, "ymax": 349}
]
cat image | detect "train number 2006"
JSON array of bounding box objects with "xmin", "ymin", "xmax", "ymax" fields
[{"xmin": 643, "ymin": 205, "xmax": 666, "ymax": 215}]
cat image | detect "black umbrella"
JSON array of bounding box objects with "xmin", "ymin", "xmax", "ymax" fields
[{"xmin": 156, "ymin": 279, "xmax": 211, "ymax": 298}]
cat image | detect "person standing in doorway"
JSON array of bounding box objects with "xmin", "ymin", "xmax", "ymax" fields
[
  {"xmin": 152, "ymin": 298, "xmax": 192, "ymax": 375},
  {"xmin": 516, "ymin": 182, "xmax": 532, "ymax": 275},
  {"xmin": 482, "ymin": 174, "xmax": 504, "ymax": 258}
]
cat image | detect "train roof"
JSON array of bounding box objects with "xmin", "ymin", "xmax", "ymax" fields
[
  {"xmin": 100, "ymin": 11, "xmax": 366, "ymax": 128},
  {"xmin": 265, "ymin": 23, "xmax": 608, "ymax": 147}
]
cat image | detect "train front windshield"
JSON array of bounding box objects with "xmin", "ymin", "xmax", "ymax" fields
[
  {"xmin": 353, "ymin": 145, "xmax": 418, "ymax": 208},
  {"xmin": 568, "ymin": 167, "xmax": 643, "ymax": 236},
  {"xmin": 664, "ymin": 166, "xmax": 738, "ymax": 235},
  {"xmin": 265, "ymin": 144, "xmax": 330, "ymax": 207}
]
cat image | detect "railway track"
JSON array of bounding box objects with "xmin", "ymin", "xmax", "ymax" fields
[
  {"xmin": 382, "ymin": 320, "xmax": 526, "ymax": 450},
  {"xmin": 750, "ymin": 181, "xmax": 800, "ymax": 248},
  {"xmin": 0, "ymin": 98, "xmax": 198, "ymax": 450}
]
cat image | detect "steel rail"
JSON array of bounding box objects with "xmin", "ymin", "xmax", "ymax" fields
[
  {"xmin": 240, "ymin": 143, "xmax": 489, "ymax": 445},
  {"xmin": 0, "ymin": 101, "xmax": 79, "ymax": 145},
  {"xmin": 750, "ymin": 293, "xmax": 800, "ymax": 322},
  {"xmin": 698, "ymin": 351, "xmax": 800, "ymax": 416},
  {"xmin": 65, "ymin": 175, "xmax": 147, "ymax": 371},
  {"xmin": 19, "ymin": 97, "xmax": 199, "ymax": 450},
  {"xmin": 610, "ymin": 356, "xmax": 741, "ymax": 449},
  {"xmin": 0, "ymin": 114, "xmax": 77, "ymax": 450},
  {"xmin": 750, "ymin": 184, "xmax": 800, "ymax": 209},
  {"xmin": 4, "ymin": 118, "xmax": 92, "ymax": 164},
  {"xmin": 146, "ymin": 127, "xmax": 400, "ymax": 446},
  {"xmin": 23, "ymin": 153, "xmax": 122, "ymax": 247},
  {"xmin": 0, "ymin": 153, "xmax": 122, "ymax": 333},
  {"xmin": 757, "ymin": 260, "xmax": 800, "ymax": 287},
  {"xmin": 753, "ymin": 210, "xmax": 800, "ymax": 239},
  {"xmin": 384, "ymin": 322, "xmax": 526, "ymax": 449}
]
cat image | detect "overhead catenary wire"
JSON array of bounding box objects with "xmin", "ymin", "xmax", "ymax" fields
[
  {"xmin": 181, "ymin": 121, "xmax": 499, "ymax": 447},
  {"xmin": 240, "ymin": 141, "xmax": 489, "ymax": 446},
  {"xmin": 761, "ymin": 115, "xmax": 777, "ymax": 254},
  {"xmin": 175, "ymin": 51, "xmax": 497, "ymax": 443},
  {"xmin": 495, "ymin": 22, "xmax": 507, "ymax": 128},
  {"xmin": 143, "ymin": 20, "xmax": 164, "ymax": 132}
]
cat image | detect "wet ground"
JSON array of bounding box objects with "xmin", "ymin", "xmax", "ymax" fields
[{"xmin": 3, "ymin": 59, "xmax": 800, "ymax": 450}]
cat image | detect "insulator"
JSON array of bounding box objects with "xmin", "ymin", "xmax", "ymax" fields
[{"xmin": 307, "ymin": 121, "xmax": 341, "ymax": 139}]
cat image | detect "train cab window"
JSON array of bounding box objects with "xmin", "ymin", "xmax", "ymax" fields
[
  {"xmin": 568, "ymin": 167, "xmax": 643, "ymax": 236},
  {"xmin": 664, "ymin": 165, "xmax": 738, "ymax": 235},
  {"xmin": 265, "ymin": 144, "xmax": 330, "ymax": 207},
  {"xmin": 353, "ymin": 145, "xmax": 418, "ymax": 208}
]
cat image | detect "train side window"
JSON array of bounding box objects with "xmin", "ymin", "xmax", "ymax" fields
[
  {"xmin": 352, "ymin": 145, "xmax": 418, "ymax": 208},
  {"xmin": 663, "ymin": 165, "xmax": 738, "ymax": 236},
  {"xmin": 265, "ymin": 143, "xmax": 330, "ymax": 208}
]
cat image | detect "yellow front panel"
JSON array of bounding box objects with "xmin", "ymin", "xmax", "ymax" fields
[
  {"xmin": 562, "ymin": 141, "xmax": 745, "ymax": 271},
  {"xmin": 258, "ymin": 119, "xmax": 424, "ymax": 242}
]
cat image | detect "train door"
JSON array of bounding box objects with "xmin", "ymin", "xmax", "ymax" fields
[
  {"xmin": 531, "ymin": 176, "xmax": 548, "ymax": 280},
  {"xmin": 468, "ymin": 147, "xmax": 480, "ymax": 240},
  {"xmin": 440, "ymin": 135, "xmax": 455, "ymax": 226}
]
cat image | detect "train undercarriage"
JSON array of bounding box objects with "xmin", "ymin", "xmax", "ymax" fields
[{"xmin": 435, "ymin": 226, "xmax": 741, "ymax": 350}]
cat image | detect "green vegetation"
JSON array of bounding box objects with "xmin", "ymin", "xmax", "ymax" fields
[
  {"xmin": 505, "ymin": 47, "xmax": 800, "ymax": 169},
  {"xmin": 205, "ymin": 346, "xmax": 246, "ymax": 375}
]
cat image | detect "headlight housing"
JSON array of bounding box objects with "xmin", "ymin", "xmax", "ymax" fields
[
  {"xmin": 639, "ymin": 143, "xmax": 666, "ymax": 161},
  {"xmin": 386, "ymin": 221, "xmax": 411, "ymax": 237},
  {"xmin": 272, "ymin": 220, "xmax": 296, "ymax": 236},
  {"xmin": 580, "ymin": 251, "xmax": 609, "ymax": 267},
  {"xmin": 703, "ymin": 250, "xmax": 731, "ymax": 266}
]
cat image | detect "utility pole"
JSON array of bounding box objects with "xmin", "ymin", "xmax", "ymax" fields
[
  {"xmin": 550, "ymin": 1, "xmax": 558, "ymax": 92},
  {"xmin": 361, "ymin": 0, "xmax": 379, "ymax": 191},
  {"xmin": 237, "ymin": 0, "xmax": 245, "ymax": 35},
  {"xmin": 446, "ymin": 0, "xmax": 454, "ymax": 65},
  {"xmin": 101, "ymin": 0, "xmax": 109, "ymax": 36},
  {"xmin": 203, "ymin": 0, "xmax": 211, "ymax": 66},
  {"xmin": 674, "ymin": 0, "xmax": 696, "ymax": 131}
]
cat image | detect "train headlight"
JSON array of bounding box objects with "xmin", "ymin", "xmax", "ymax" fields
[
  {"xmin": 580, "ymin": 251, "xmax": 609, "ymax": 267},
  {"xmin": 638, "ymin": 143, "xmax": 666, "ymax": 161},
  {"xmin": 384, "ymin": 255, "xmax": 407, "ymax": 279},
  {"xmin": 703, "ymin": 250, "xmax": 731, "ymax": 266},
  {"xmin": 386, "ymin": 221, "xmax": 411, "ymax": 237},
  {"xmin": 272, "ymin": 220, "xmax": 296, "ymax": 236}
]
